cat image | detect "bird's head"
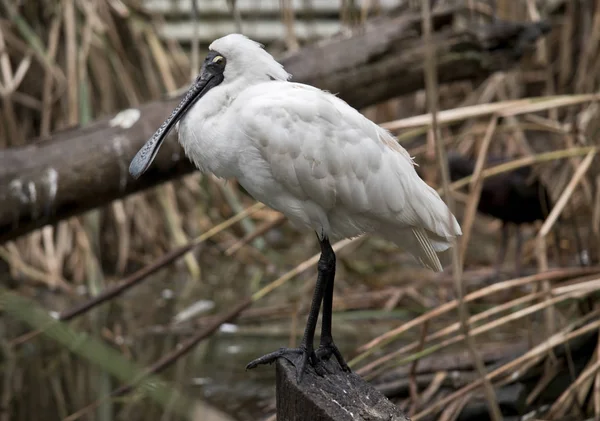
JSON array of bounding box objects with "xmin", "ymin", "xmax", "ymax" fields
[
  {"xmin": 209, "ymin": 33, "xmax": 291, "ymax": 83},
  {"xmin": 128, "ymin": 34, "xmax": 290, "ymax": 179}
]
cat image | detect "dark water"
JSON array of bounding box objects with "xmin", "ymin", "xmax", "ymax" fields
[{"xmin": 13, "ymin": 219, "xmax": 513, "ymax": 421}]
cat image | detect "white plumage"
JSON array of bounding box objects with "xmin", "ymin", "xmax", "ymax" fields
[
  {"xmin": 129, "ymin": 33, "xmax": 462, "ymax": 380},
  {"xmin": 177, "ymin": 34, "xmax": 461, "ymax": 272}
]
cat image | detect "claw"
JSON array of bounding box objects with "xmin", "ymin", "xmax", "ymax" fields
[
  {"xmin": 246, "ymin": 347, "xmax": 303, "ymax": 369},
  {"xmin": 246, "ymin": 346, "xmax": 319, "ymax": 383},
  {"xmin": 316, "ymin": 341, "xmax": 351, "ymax": 373}
]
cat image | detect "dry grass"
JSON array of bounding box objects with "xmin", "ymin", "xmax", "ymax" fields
[{"xmin": 2, "ymin": 0, "xmax": 600, "ymax": 421}]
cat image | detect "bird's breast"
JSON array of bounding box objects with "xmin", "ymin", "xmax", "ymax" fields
[{"xmin": 178, "ymin": 108, "xmax": 240, "ymax": 179}]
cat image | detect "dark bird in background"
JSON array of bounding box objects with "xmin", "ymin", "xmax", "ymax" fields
[{"xmin": 447, "ymin": 152, "xmax": 555, "ymax": 277}]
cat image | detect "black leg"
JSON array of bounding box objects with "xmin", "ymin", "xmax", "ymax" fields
[
  {"xmin": 315, "ymin": 238, "xmax": 350, "ymax": 372},
  {"xmin": 246, "ymin": 233, "xmax": 332, "ymax": 382},
  {"xmin": 494, "ymin": 222, "xmax": 510, "ymax": 279}
]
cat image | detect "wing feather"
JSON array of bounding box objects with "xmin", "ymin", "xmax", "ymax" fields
[{"xmin": 235, "ymin": 82, "xmax": 461, "ymax": 270}]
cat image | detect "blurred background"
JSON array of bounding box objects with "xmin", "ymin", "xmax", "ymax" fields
[{"xmin": 1, "ymin": 0, "xmax": 600, "ymax": 420}]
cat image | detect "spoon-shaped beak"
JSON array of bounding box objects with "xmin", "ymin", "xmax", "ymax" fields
[{"xmin": 129, "ymin": 63, "xmax": 224, "ymax": 179}]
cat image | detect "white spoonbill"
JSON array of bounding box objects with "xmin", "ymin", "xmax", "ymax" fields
[{"xmin": 129, "ymin": 34, "xmax": 462, "ymax": 382}]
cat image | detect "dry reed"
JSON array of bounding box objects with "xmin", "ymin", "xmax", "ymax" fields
[{"xmin": 2, "ymin": 1, "xmax": 600, "ymax": 420}]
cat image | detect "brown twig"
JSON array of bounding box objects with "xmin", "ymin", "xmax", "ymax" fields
[
  {"xmin": 8, "ymin": 203, "xmax": 262, "ymax": 348},
  {"xmin": 354, "ymin": 266, "xmax": 600, "ymax": 363},
  {"xmin": 360, "ymin": 275, "xmax": 600, "ymax": 382},
  {"xmin": 412, "ymin": 315, "xmax": 600, "ymax": 420},
  {"xmin": 225, "ymin": 214, "xmax": 286, "ymax": 256},
  {"xmin": 458, "ymin": 115, "xmax": 497, "ymax": 266},
  {"xmin": 63, "ymin": 0, "xmax": 78, "ymax": 125},
  {"xmin": 537, "ymin": 149, "xmax": 596, "ymax": 338},
  {"xmin": 408, "ymin": 320, "xmax": 429, "ymax": 416},
  {"xmin": 59, "ymin": 203, "xmax": 262, "ymax": 321},
  {"xmin": 63, "ymin": 298, "xmax": 251, "ymax": 421},
  {"xmin": 114, "ymin": 298, "xmax": 252, "ymax": 396},
  {"xmin": 421, "ymin": 1, "xmax": 502, "ymax": 419}
]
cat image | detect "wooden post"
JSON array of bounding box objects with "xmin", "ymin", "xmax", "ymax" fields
[{"xmin": 276, "ymin": 357, "xmax": 410, "ymax": 421}]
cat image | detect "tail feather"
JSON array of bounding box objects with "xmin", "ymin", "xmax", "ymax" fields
[
  {"xmin": 412, "ymin": 228, "xmax": 444, "ymax": 272},
  {"xmin": 380, "ymin": 226, "xmax": 455, "ymax": 272}
]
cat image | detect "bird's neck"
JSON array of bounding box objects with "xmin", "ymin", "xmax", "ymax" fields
[
  {"xmin": 225, "ymin": 74, "xmax": 272, "ymax": 97},
  {"xmin": 177, "ymin": 83, "xmax": 243, "ymax": 179},
  {"xmin": 178, "ymin": 76, "xmax": 277, "ymax": 178}
]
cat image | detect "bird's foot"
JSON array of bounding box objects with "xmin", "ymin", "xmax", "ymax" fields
[
  {"xmin": 246, "ymin": 346, "xmax": 327, "ymax": 382},
  {"xmin": 316, "ymin": 339, "xmax": 351, "ymax": 373}
]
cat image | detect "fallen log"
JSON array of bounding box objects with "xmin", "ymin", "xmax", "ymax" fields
[{"xmin": 0, "ymin": 6, "xmax": 550, "ymax": 243}]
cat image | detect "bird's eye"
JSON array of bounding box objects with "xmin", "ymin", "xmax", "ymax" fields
[{"xmin": 212, "ymin": 55, "xmax": 224, "ymax": 64}]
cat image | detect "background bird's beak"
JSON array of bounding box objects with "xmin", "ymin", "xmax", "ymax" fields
[{"xmin": 128, "ymin": 66, "xmax": 224, "ymax": 179}]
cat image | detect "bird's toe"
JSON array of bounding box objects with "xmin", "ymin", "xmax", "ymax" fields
[
  {"xmin": 246, "ymin": 346, "xmax": 320, "ymax": 383},
  {"xmin": 246, "ymin": 347, "xmax": 303, "ymax": 369},
  {"xmin": 316, "ymin": 341, "xmax": 351, "ymax": 373}
]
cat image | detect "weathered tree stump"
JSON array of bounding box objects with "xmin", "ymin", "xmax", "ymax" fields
[{"xmin": 276, "ymin": 356, "xmax": 409, "ymax": 421}]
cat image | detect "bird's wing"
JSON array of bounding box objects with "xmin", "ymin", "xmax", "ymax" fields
[{"xmin": 235, "ymin": 83, "xmax": 461, "ymax": 269}]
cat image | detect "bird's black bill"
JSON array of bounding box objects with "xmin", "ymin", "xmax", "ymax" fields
[{"xmin": 129, "ymin": 64, "xmax": 224, "ymax": 179}]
